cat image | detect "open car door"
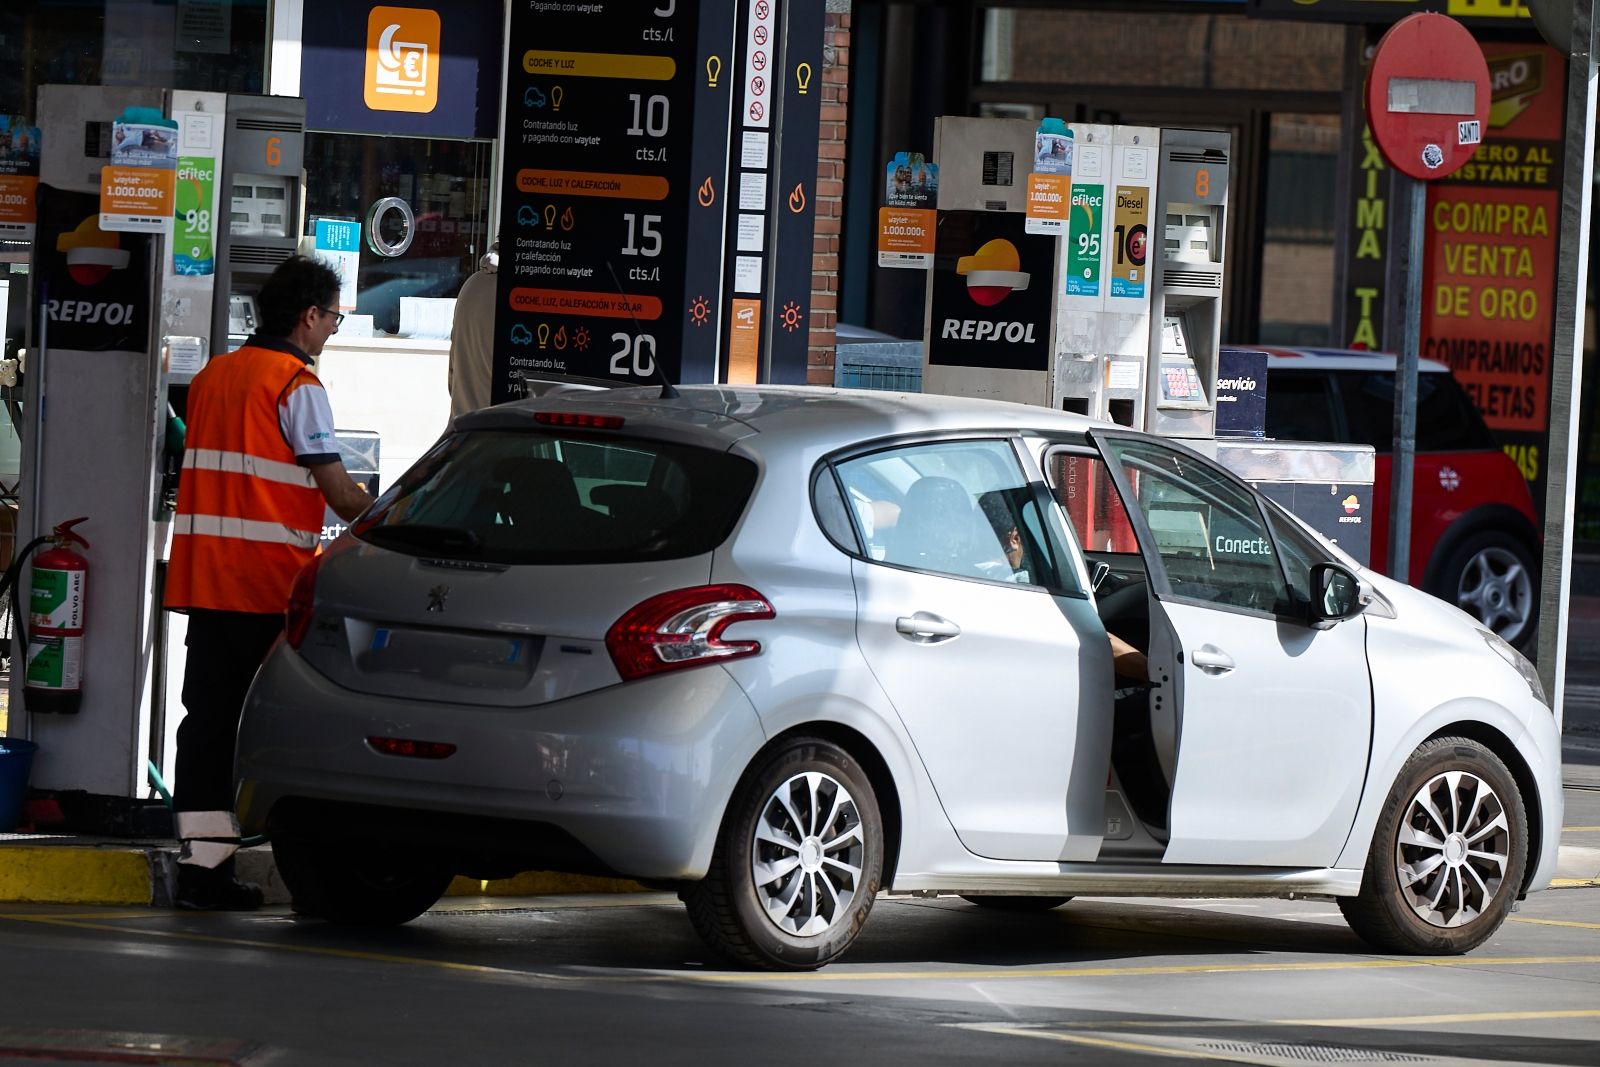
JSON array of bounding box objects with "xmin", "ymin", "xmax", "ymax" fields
[{"xmin": 1089, "ymin": 430, "xmax": 1373, "ymax": 868}]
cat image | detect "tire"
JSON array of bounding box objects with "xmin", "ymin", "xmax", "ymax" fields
[
  {"xmin": 1339, "ymin": 737, "xmax": 1527, "ymax": 955},
  {"xmin": 271, "ymin": 836, "xmax": 455, "ymax": 927},
  {"xmin": 1431, "ymin": 530, "xmax": 1538, "ymax": 651},
  {"xmin": 959, "ymin": 895, "xmax": 1072, "ymax": 912},
  {"xmin": 683, "ymin": 737, "xmax": 884, "ymax": 970}
]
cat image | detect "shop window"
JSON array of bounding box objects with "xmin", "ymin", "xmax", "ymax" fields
[
  {"xmin": 981, "ymin": 9, "xmax": 1343, "ymax": 92},
  {"xmin": 0, "ymin": 1, "xmax": 266, "ymax": 116},
  {"xmin": 1259, "ymin": 114, "xmax": 1339, "ymax": 347},
  {"xmin": 302, "ymin": 132, "xmax": 493, "ymax": 339}
]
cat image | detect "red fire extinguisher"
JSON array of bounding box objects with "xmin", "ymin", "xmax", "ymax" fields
[{"xmin": 23, "ymin": 518, "xmax": 91, "ymax": 714}]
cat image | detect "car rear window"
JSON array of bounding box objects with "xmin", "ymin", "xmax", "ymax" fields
[
  {"xmin": 1338, "ymin": 370, "xmax": 1497, "ymax": 453},
  {"xmin": 352, "ymin": 429, "xmax": 758, "ymax": 564}
]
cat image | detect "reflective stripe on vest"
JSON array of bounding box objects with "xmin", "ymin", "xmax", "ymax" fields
[
  {"xmin": 184, "ymin": 448, "xmax": 317, "ymax": 490},
  {"xmin": 174, "ymin": 513, "xmax": 321, "ymax": 550}
]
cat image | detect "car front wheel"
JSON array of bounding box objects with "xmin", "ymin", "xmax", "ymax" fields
[
  {"xmin": 683, "ymin": 738, "xmax": 884, "ymax": 970},
  {"xmin": 1339, "ymin": 737, "xmax": 1526, "ymax": 954},
  {"xmin": 272, "ymin": 837, "xmax": 455, "ymax": 926}
]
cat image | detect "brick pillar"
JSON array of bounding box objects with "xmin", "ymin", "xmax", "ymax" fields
[{"xmin": 809, "ymin": 2, "xmax": 850, "ymax": 385}]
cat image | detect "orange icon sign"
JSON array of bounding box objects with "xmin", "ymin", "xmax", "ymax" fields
[
  {"xmin": 365, "ymin": 7, "xmax": 441, "ymax": 115},
  {"xmin": 697, "ymin": 177, "xmax": 716, "ymax": 207},
  {"xmin": 788, "ymin": 183, "xmax": 806, "ymax": 213}
]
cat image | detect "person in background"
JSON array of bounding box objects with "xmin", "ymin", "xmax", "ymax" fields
[
  {"xmin": 448, "ymin": 238, "xmax": 499, "ymax": 418},
  {"xmin": 165, "ymin": 256, "xmax": 373, "ymax": 910}
]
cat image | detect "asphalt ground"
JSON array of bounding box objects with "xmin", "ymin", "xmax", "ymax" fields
[{"xmin": 0, "ymin": 881, "xmax": 1595, "ymax": 1065}]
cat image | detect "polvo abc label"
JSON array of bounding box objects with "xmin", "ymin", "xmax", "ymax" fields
[{"xmin": 29, "ymin": 567, "xmax": 85, "ymax": 630}]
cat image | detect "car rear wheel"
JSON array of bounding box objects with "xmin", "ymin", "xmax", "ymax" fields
[
  {"xmin": 272, "ymin": 837, "xmax": 455, "ymax": 926},
  {"xmin": 1434, "ymin": 531, "xmax": 1537, "ymax": 650},
  {"xmin": 1338, "ymin": 737, "xmax": 1526, "ymax": 955},
  {"xmin": 959, "ymin": 895, "xmax": 1072, "ymax": 912},
  {"xmin": 683, "ymin": 738, "xmax": 884, "ymax": 970}
]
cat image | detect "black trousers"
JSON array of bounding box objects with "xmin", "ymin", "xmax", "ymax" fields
[{"xmin": 173, "ymin": 609, "xmax": 284, "ymax": 815}]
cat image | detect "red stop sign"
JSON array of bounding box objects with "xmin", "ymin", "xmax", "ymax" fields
[{"xmin": 1366, "ymin": 13, "xmax": 1491, "ymax": 181}]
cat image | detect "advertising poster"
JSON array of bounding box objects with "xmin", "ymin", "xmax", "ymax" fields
[
  {"xmin": 172, "ymin": 154, "xmax": 216, "ymax": 275},
  {"xmin": 879, "ymin": 151, "xmax": 937, "ymax": 269},
  {"xmin": 312, "ymin": 217, "xmax": 362, "ymax": 309},
  {"xmin": 100, "ymin": 109, "xmax": 178, "ymax": 234},
  {"xmin": 927, "ymin": 210, "xmax": 1053, "ymax": 372},
  {"xmin": 1109, "ymin": 184, "xmax": 1149, "ymax": 300},
  {"xmin": 1421, "ymin": 43, "xmax": 1564, "ymax": 497},
  {"xmin": 1025, "ymin": 122, "xmax": 1071, "ymax": 236},
  {"xmin": 494, "ymin": 2, "xmax": 699, "ymax": 397},
  {"xmin": 0, "ymin": 115, "xmax": 41, "ymax": 241},
  {"xmin": 1063, "ymin": 184, "xmax": 1104, "ymax": 297}
]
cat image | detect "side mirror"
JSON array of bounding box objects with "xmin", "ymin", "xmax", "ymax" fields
[
  {"xmin": 1090, "ymin": 560, "xmax": 1111, "ymax": 592},
  {"xmin": 1309, "ymin": 562, "xmax": 1367, "ymax": 627}
]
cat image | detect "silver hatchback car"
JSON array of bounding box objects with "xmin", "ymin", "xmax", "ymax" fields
[{"xmin": 237, "ymin": 385, "xmax": 1562, "ymax": 970}]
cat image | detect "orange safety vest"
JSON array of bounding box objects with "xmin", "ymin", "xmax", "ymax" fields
[{"xmin": 166, "ymin": 340, "xmax": 327, "ymax": 614}]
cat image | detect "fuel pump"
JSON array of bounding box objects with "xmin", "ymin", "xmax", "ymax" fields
[{"xmin": 14, "ymin": 85, "xmax": 304, "ymax": 809}]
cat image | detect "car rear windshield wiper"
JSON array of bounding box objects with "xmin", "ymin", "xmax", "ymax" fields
[{"xmin": 360, "ymin": 523, "xmax": 484, "ymax": 554}]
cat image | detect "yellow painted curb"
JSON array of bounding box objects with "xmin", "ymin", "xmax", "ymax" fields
[
  {"xmin": 445, "ymin": 872, "xmax": 648, "ymax": 897},
  {"xmin": 0, "ymin": 848, "xmax": 152, "ymax": 905}
]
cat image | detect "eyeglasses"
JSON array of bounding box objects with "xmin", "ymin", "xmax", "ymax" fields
[{"xmin": 318, "ymin": 306, "xmax": 346, "ymax": 328}]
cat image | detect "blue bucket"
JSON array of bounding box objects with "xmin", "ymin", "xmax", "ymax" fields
[{"xmin": 0, "ymin": 738, "xmax": 38, "ymax": 832}]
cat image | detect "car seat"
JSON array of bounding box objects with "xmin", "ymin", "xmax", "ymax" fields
[{"xmin": 892, "ymin": 476, "xmax": 986, "ymax": 575}]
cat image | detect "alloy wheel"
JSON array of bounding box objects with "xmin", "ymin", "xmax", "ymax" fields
[
  {"xmin": 1455, "ymin": 545, "xmax": 1533, "ymax": 644},
  {"xmin": 750, "ymin": 770, "xmax": 865, "ymax": 937},
  {"xmin": 1393, "ymin": 769, "xmax": 1511, "ymax": 928}
]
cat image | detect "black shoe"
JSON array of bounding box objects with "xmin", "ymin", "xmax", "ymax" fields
[{"xmin": 175, "ymin": 864, "xmax": 265, "ymax": 911}]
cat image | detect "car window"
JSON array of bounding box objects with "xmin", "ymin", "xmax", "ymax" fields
[
  {"xmin": 353, "ymin": 429, "xmax": 757, "ymax": 564},
  {"xmin": 1098, "ymin": 437, "xmax": 1291, "ymax": 614},
  {"xmin": 812, "ymin": 467, "xmax": 861, "ymax": 553},
  {"xmin": 833, "ymin": 439, "xmax": 1080, "ymax": 592},
  {"xmin": 1338, "ymin": 370, "xmax": 1497, "ymax": 453},
  {"xmin": 1262, "ymin": 498, "xmax": 1331, "ymax": 614},
  {"xmin": 1264, "ymin": 370, "xmax": 1342, "ymax": 441},
  {"xmin": 1046, "ymin": 450, "xmax": 1140, "ymax": 555}
]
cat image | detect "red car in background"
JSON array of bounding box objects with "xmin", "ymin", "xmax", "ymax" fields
[{"xmin": 1246, "ymin": 346, "xmax": 1541, "ymax": 650}]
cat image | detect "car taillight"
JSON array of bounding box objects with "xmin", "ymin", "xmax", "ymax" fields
[
  {"xmin": 605, "ymin": 584, "xmax": 774, "ymax": 681},
  {"xmin": 533, "ymin": 411, "xmax": 625, "ymax": 429},
  {"xmin": 367, "ymin": 736, "xmax": 457, "ymax": 759},
  {"xmin": 284, "ymin": 554, "xmax": 326, "ymax": 649}
]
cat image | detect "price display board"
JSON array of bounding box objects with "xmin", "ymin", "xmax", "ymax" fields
[{"xmin": 495, "ymin": 1, "xmax": 700, "ymax": 397}]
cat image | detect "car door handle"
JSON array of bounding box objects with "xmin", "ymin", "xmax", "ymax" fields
[
  {"xmin": 1190, "ymin": 645, "xmax": 1236, "ymax": 674},
  {"xmin": 896, "ymin": 613, "xmax": 962, "ymax": 642}
]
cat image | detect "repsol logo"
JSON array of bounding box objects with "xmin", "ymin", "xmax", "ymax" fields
[
  {"xmin": 46, "ymin": 300, "xmax": 135, "ymax": 325},
  {"xmin": 940, "ymin": 319, "xmax": 1038, "ymax": 343},
  {"xmin": 1216, "ymin": 376, "xmax": 1259, "ymax": 391}
]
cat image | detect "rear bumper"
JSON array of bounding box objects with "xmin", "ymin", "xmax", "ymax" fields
[{"xmin": 235, "ymin": 644, "xmax": 768, "ymax": 880}]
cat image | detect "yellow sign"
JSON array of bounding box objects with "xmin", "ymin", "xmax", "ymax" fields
[
  {"xmin": 728, "ymin": 299, "xmax": 761, "ymax": 383},
  {"xmin": 365, "ymin": 7, "xmax": 440, "ymax": 114},
  {"xmin": 1024, "ymin": 173, "xmax": 1071, "ymax": 235},
  {"xmin": 99, "ymin": 165, "xmax": 175, "ymax": 233},
  {"xmin": 522, "ymin": 51, "xmax": 677, "ymax": 80}
]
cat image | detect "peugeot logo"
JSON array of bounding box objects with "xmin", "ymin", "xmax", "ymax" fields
[{"xmin": 426, "ymin": 585, "xmax": 450, "ymax": 612}]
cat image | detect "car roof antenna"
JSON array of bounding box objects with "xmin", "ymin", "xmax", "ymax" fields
[{"xmin": 606, "ymin": 260, "xmax": 679, "ymax": 400}]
